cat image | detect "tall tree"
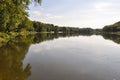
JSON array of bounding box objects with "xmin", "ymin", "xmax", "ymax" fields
[{"xmin": 0, "ymin": 0, "xmax": 42, "ymax": 32}]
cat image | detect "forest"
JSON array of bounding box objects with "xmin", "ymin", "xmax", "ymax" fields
[
  {"xmin": 0, "ymin": 0, "xmax": 100, "ymax": 34},
  {"xmin": 0, "ymin": 0, "xmax": 119, "ymax": 41},
  {"xmin": 103, "ymin": 21, "xmax": 120, "ymax": 33}
]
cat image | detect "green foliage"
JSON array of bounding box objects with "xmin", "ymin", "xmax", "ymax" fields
[
  {"xmin": 18, "ymin": 17, "xmax": 34, "ymax": 32},
  {"xmin": 0, "ymin": 0, "xmax": 98, "ymax": 35},
  {"xmin": 32, "ymin": 21, "xmax": 96, "ymax": 34},
  {"xmin": 79, "ymin": 28, "xmax": 94, "ymax": 34},
  {"xmin": 33, "ymin": 21, "xmax": 46, "ymax": 32},
  {"xmin": 0, "ymin": 0, "xmax": 26, "ymax": 32},
  {"xmin": 0, "ymin": 0, "xmax": 42, "ymax": 32},
  {"xmin": 103, "ymin": 21, "xmax": 120, "ymax": 32}
]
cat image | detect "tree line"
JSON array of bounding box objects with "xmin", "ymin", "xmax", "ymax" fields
[
  {"xmin": 1, "ymin": 0, "xmax": 120, "ymax": 34},
  {"xmin": 0, "ymin": 0, "xmax": 41, "ymax": 33},
  {"xmin": 32, "ymin": 21, "xmax": 98, "ymax": 34},
  {"xmin": 0, "ymin": 0, "xmax": 100, "ymax": 34},
  {"xmin": 103, "ymin": 21, "xmax": 120, "ymax": 32}
]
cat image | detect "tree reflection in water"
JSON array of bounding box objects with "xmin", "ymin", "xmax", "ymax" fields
[
  {"xmin": 102, "ymin": 33, "xmax": 120, "ymax": 44},
  {"xmin": 0, "ymin": 33, "xmax": 80, "ymax": 80},
  {"xmin": 0, "ymin": 33, "xmax": 119, "ymax": 80},
  {"xmin": 0, "ymin": 35, "xmax": 32, "ymax": 80}
]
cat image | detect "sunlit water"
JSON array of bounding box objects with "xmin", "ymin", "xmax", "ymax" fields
[{"xmin": 23, "ymin": 35, "xmax": 120, "ymax": 80}]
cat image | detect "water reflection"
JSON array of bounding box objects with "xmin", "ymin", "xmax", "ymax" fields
[
  {"xmin": 0, "ymin": 33, "xmax": 80, "ymax": 80},
  {"xmin": 25, "ymin": 33, "xmax": 120, "ymax": 80},
  {"xmin": 33, "ymin": 33, "xmax": 80, "ymax": 44},
  {"xmin": 0, "ymin": 33, "xmax": 120, "ymax": 80},
  {"xmin": 102, "ymin": 33, "xmax": 120, "ymax": 44},
  {"xmin": 0, "ymin": 35, "xmax": 32, "ymax": 80}
]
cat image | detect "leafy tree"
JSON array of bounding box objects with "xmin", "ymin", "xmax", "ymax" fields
[
  {"xmin": 0, "ymin": 0, "xmax": 42, "ymax": 32},
  {"xmin": 18, "ymin": 17, "xmax": 34, "ymax": 32},
  {"xmin": 103, "ymin": 21, "xmax": 120, "ymax": 32}
]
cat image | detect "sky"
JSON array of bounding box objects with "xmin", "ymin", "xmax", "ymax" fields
[{"xmin": 28, "ymin": 0, "xmax": 120, "ymax": 28}]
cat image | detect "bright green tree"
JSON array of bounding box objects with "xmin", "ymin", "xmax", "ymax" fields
[{"xmin": 0, "ymin": 0, "xmax": 42, "ymax": 32}]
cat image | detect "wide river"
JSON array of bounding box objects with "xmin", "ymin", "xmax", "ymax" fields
[{"xmin": 0, "ymin": 33, "xmax": 120, "ymax": 80}]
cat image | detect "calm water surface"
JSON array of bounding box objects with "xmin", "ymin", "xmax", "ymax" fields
[{"xmin": 0, "ymin": 34, "xmax": 120, "ymax": 80}]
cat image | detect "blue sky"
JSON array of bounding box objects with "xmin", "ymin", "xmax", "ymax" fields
[{"xmin": 28, "ymin": 0, "xmax": 120, "ymax": 28}]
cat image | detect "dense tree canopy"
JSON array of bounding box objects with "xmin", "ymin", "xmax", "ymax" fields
[
  {"xmin": 0, "ymin": 0, "xmax": 99, "ymax": 34},
  {"xmin": 103, "ymin": 21, "xmax": 120, "ymax": 32},
  {"xmin": 32, "ymin": 21, "xmax": 97, "ymax": 34},
  {"xmin": 0, "ymin": 0, "xmax": 42, "ymax": 32}
]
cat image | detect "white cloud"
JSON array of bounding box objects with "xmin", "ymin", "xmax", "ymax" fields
[
  {"xmin": 29, "ymin": 10, "xmax": 63, "ymax": 22},
  {"xmin": 46, "ymin": 13, "xmax": 63, "ymax": 19},
  {"xmin": 94, "ymin": 2, "xmax": 112, "ymax": 11},
  {"xmin": 29, "ymin": 0, "xmax": 120, "ymax": 28},
  {"xmin": 32, "ymin": 11, "xmax": 41, "ymax": 16}
]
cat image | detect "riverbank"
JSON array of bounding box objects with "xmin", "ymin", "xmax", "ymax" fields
[
  {"xmin": 0, "ymin": 31, "xmax": 120, "ymax": 46},
  {"xmin": 0, "ymin": 32, "xmax": 37, "ymax": 46}
]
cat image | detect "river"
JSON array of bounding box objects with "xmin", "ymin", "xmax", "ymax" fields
[{"xmin": 0, "ymin": 33, "xmax": 120, "ymax": 80}]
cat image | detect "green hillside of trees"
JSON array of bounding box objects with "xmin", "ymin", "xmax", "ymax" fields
[
  {"xmin": 1, "ymin": 0, "xmax": 120, "ymax": 36},
  {"xmin": 103, "ymin": 21, "xmax": 120, "ymax": 32},
  {"xmin": 0, "ymin": 0, "xmax": 99, "ymax": 35}
]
